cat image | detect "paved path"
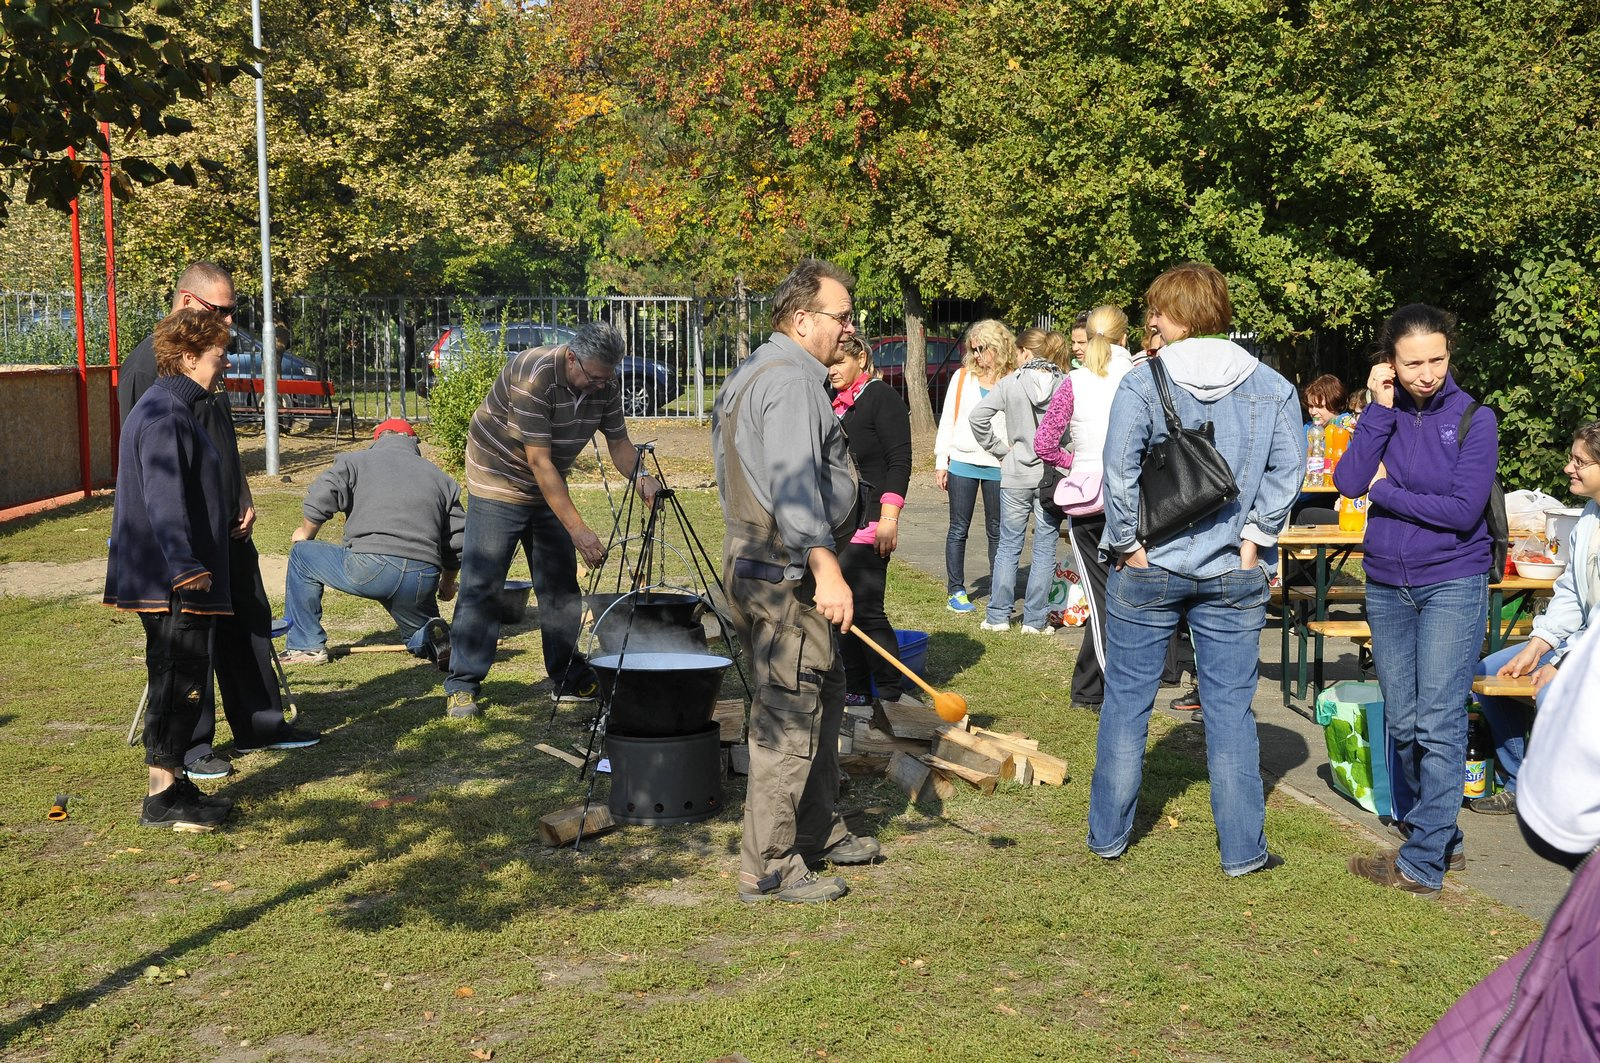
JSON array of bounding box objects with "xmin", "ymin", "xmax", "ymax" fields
[{"xmin": 893, "ymin": 468, "xmax": 1568, "ymax": 920}]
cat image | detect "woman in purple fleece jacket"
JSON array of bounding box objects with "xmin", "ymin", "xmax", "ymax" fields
[{"xmin": 1333, "ymin": 304, "xmax": 1498, "ymax": 899}]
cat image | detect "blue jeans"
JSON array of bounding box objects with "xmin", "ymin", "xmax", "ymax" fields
[
  {"xmin": 1367, "ymin": 574, "xmax": 1488, "ymax": 889},
  {"xmin": 446, "ymin": 496, "xmax": 591, "ymax": 697},
  {"xmin": 945, "ymin": 472, "xmax": 1000, "ymax": 595},
  {"xmin": 1087, "ymin": 562, "xmax": 1273, "ymax": 874},
  {"xmin": 285, "ymin": 542, "xmax": 440, "ymax": 656},
  {"xmin": 985, "ymin": 487, "xmax": 1060, "ymax": 627},
  {"xmin": 1473, "ymin": 640, "xmax": 1555, "ymax": 794}
]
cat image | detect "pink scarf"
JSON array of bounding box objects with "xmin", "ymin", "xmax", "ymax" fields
[{"xmin": 831, "ymin": 374, "xmax": 871, "ymax": 417}]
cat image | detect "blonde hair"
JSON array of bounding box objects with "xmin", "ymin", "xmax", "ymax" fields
[
  {"xmin": 1081, "ymin": 305, "xmax": 1129, "ymax": 377},
  {"xmin": 843, "ymin": 334, "xmax": 875, "ymax": 375},
  {"xmin": 962, "ymin": 319, "xmax": 1018, "ymax": 375},
  {"xmin": 1018, "ymin": 327, "xmax": 1070, "ymax": 371}
]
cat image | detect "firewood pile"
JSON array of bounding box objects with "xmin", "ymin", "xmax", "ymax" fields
[{"xmin": 726, "ymin": 698, "xmax": 1067, "ymax": 800}]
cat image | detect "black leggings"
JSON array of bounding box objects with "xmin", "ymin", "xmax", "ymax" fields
[
  {"xmin": 838, "ymin": 543, "xmax": 903, "ymax": 700},
  {"xmin": 140, "ymin": 603, "xmax": 215, "ymax": 770}
]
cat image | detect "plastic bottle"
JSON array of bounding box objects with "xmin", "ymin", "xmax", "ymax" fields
[
  {"xmin": 1339, "ymin": 494, "xmax": 1369, "ymax": 533},
  {"xmin": 1325, "ymin": 423, "xmax": 1351, "ymax": 476},
  {"xmin": 1464, "ymin": 710, "xmax": 1493, "ymax": 799},
  {"xmin": 1305, "ymin": 426, "xmax": 1325, "ymax": 487}
]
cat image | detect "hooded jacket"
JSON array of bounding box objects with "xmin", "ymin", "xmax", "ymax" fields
[
  {"xmin": 1100, "ymin": 337, "xmax": 1304, "ymax": 578},
  {"xmin": 967, "ymin": 359, "xmax": 1065, "ymax": 489},
  {"xmin": 1331, "ymin": 373, "xmax": 1496, "ymax": 587},
  {"xmin": 302, "ymin": 432, "xmax": 467, "ymax": 570}
]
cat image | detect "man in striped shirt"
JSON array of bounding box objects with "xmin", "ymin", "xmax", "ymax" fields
[{"xmin": 442, "ymin": 322, "xmax": 659, "ymax": 718}]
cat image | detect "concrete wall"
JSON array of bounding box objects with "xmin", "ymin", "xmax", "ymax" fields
[{"xmin": 0, "ymin": 365, "xmax": 115, "ymax": 509}]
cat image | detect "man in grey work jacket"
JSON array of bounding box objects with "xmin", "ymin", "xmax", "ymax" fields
[{"xmin": 712, "ymin": 258, "xmax": 883, "ymax": 905}]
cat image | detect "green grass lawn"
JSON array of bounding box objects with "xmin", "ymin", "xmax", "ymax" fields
[{"xmin": 0, "ymin": 488, "xmax": 1540, "ymax": 1062}]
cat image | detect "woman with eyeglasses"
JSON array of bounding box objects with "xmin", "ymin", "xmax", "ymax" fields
[
  {"xmin": 1466, "ymin": 420, "xmax": 1600, "ymax": 818},
  {"xmin": 969, "ymin": 326, "xmax": 1069, "ymax": 634},
  {"xmin": 934, "ymin": 321, "xmax": 1015, "ymax": 613}
]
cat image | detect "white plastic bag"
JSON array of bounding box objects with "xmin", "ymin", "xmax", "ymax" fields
[{"xmin": 1505, "ymin": 489, "xmax": 1564, "ymax": 532}]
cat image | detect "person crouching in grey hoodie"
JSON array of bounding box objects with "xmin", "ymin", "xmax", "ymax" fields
[{"xmin": 969, "ymin": 326, "xmax": 1068, "ymax": 633}]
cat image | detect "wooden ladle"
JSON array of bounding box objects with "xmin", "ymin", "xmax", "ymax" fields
[{"xmin": 850, "ymin": 628, "xmax": 968, "ymax": 723}]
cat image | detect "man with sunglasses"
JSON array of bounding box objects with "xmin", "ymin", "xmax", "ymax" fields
[
  {"xmin": 119, "ymin": 261, "xmax": 322, "ymax": 780},
  {"xmin": 440, "ymin": 321, "xmax": 660, "ymax": 719},
  {"xmin": 713, "ymin": 258, "xmax": 882, "ymax": 905}
]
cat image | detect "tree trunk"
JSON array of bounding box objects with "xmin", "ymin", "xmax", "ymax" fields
[
  {"xmin": 900, "ymin": 272, "xmax": 936, "ymax": 441},
  {"xmin": 735, "ymin": 274, "xmax": 751, "ymax": 363}
]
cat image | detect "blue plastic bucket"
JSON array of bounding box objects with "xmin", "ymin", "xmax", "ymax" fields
[{"xmin": 868, "ymin": 629, "xmax": 929, "ymax": 696}]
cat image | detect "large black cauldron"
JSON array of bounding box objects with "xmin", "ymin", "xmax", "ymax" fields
[
  {"xmin": 586, "ymin": 591, "xmax": 706, "ymax": 655},
  {"xmin": 591, "ymin": 651, "xmax": 732, "ymax": 736}
]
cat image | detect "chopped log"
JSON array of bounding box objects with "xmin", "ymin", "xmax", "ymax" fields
[
  {"xmin": 839, "ymin": 753, "xmax": 891, "ymax": 775},
  {"xmin": 926, "ymin": 767, "xmax": 958, "ymax": 800},
  {"xmin": 713, "ymin": 698, "xmax": 746, "ymax": 743},
  {"xmin": 871, "ymin": 699, "xmax": 947, "ymax": 741},
  {"xmin": 539, "ymin": 803, "xmax": 616, "ymax": 847},
  {"xmin": 534, "ymin": 743, "xmax": 587, "ymax": 769},
  {"xmin": 920, "ymin": 754, "xmax": 1000, "ymax": 794},
  {"xmin": 970, "ymin": 726, "xmax": 1039, "ymax": 750},
  {"xmin": 959, "ymin": 727, "xmax": 1067, "ymax": 786},
  {"xmin": 930, "ymin": 729, "xmax": 1012, "ymax": 779},
  {"xmin": 851, "ymin": 721, "xmax": 930, "ymax": 757},
  {"xmin": 1011, "ymin": 757, "xmax": 1034, "ymax": 787},
  {"xmin": 729, "ymin": 743, "xmax": 750, "ymax": 775},
  {"xmin": 888, "ymin": 751, "xmax": 933, "ymax": 801}
]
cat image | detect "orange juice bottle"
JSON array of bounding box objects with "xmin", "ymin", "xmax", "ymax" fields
[
  {"xmin": 1339, "ymin": 494, "xmax": 1368, "ymax": 533},
  {"xmin": 1325, "ymin": 423, "xmax": 1352, "ymax": 475}
]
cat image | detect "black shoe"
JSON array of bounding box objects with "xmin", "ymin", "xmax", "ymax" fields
[
  {"xmin": 1169, "ymin": 687, "xmax": 1202, "ymax": 713},
  {"xmin": 140, "ymin": 778, "xmax": 231, "ymax": 832},
  {"xmin": 184, "ymin": 753, "xmax": 233, "ymax": 780},
  {"xmin": 235, "ymin": 726, "xmax": 322, "ymax": 753},
  {"xmin": 423, "ymin": 617, "xmax": 451, "ymax": 672},
  {"xmin": 556, "ymin": 678, "xmax": 600, "ymax": 704},
  {"xmin": 1242, "ymin": 852, "xmax": 1285, "ymax": 875}
]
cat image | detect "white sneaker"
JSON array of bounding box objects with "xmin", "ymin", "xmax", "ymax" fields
[
  {"xmin": 1020, "ymin": 624, "xmax": 1050, "ymax": 635},
  {"xmin": 979, "ymin": 620, "xmax": 1010, "ymax": 632}
]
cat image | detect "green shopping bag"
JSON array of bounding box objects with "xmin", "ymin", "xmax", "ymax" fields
[{"xmin": 1316, "ymin": 681, "xmax": 1393, "ymax": 817}]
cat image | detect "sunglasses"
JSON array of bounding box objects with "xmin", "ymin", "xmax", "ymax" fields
[
  {"xmin": 181, "ymin": 289, "xmax": 237, "ymax": 316},
  {"xmin": 804, "ymin": 307, "xmax": 855, "ymax": 328}
]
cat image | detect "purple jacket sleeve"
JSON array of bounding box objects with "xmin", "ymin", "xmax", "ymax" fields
[
  {"xmin": 1033, "ymin": 381, "xmax": 1075, "ymax": 470},
  {"xmin": 1370, "ymin": 407, "xmax": 1498, "ymax": 532},
  {"xmin": 1331, "ymin": 402, "xmax": 1397, "ymax": 498}
]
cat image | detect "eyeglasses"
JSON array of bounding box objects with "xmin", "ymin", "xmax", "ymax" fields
[
  {"xmin": 180, "ymin": 289, "xmax": 237, "ymax": 316},
  {"xmin": 566, "ymin": 351, "xmax": 613, "ymax": 390},
  {"xmin": 804, "ymin": 306, "xmax": 855, "ymax": 329},
  {"xmin": 1567, "ymin": 452, "xmax": 1598, "ymax": 472}
]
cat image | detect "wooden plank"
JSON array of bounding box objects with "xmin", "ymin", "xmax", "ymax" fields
[
  {"xmin": 538, "ymin": 803, "xmax": 616, "ymax": 847},
  {"xmin": 1011, "ymin": 757, "xmax": 1034, "ymax": 787},
  {"xmin": 1306, "ymin": 620, "xmax": 1372, "ymax": 639},
  {"xmin": 964, "ymin": 727, "xmax": 1067, "ymax": 786},
  {"xmin": 1473, "ymin": 674, "xmax": 1539, "ymax": 698},
  {"xmin": 920, "ymin": 754, "xmax": 999, "ymax": 794},
  {"xmin": 534, "ymin": 743, "xmax": 586, "ymax": 769},
  {"xmin": 851, "ymin": 720, "xmax": 930, "ymax": 757},
  {"xmin": 1276, "ymin": 585, "xmax": 1367, "ymax": 602},
  {"xmin": 713, "ymin": 698, "xmax": 746, "ymax": 743},
  {"xmin": 871, "ymin": 698, "xmax": 947, "ymax": 741},
  {"xmin": 931, "ymin": 728, "xmax": 1013, "ymax": 779},
  {"xmin": 840, "ymin": 753, "xmax": 891, "ymax": 775},
  {"xmin": 887, "ymin": 751, "xmax": 933, "ymax": 801},
  {"xmin": 970, "ymin": 726, "xmax": 1039, "ymax": 750}
]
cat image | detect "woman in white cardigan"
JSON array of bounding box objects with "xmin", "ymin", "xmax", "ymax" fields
[{"xmin": 934, "ymin": 320, "xmax": 1015, "ymax": 613}]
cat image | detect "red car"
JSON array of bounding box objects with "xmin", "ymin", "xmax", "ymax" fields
[{"xmin": 868, "ymin": 335, "xmax": 963, "ymax": 413}]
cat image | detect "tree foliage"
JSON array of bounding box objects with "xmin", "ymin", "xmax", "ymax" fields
[{"xmin": 0, "ymin": 0, "xmax": 250, "ymax": 220}]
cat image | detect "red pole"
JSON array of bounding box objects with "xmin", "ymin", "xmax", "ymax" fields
[{"xmin": 68, "ymin": 146, "xmax": 93, "ymax": 499}]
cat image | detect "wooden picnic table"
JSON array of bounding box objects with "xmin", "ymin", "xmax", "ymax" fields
[
  {"xmin": 1277, "ymin": 523, "xmax": 1556, "ymax": 710},
  {"xmin": 1472, "ymin": 673, "xmax": 1540, "ymax": 699}
]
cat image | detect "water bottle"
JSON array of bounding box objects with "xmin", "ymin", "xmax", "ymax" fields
[
  {"xmin": 1305, "ymin": 426, "xmax": 1325, "ymax": 487},
  {"xmin": 1464, "ymin": 710, "xmax": 1492, "ymax": 799}
]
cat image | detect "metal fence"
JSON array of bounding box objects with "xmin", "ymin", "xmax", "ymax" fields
[{"xmin": 0, "ymin": 289, "xmax": 1014, "ymax": 424}]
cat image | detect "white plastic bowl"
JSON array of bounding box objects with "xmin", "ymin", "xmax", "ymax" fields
[{"xmin": 1514, "ymin": 559, "xmax": 1567, "ymax": 581}]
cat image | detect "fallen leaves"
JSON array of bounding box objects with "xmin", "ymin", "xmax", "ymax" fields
[
  {"xmin": 142, "ymin": 965, "xmax": 188, "ymax": 985},
  {"xmin": 469, "ymin": 1050, "xmax": 493, "ymax": 1061},
  {"xmin": 454, "ymin": 986, "xmax": 475, "ymax": 998}
]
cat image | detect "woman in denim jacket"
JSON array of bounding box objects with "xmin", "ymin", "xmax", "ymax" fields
[
  {"xmin": 1334, "ymin": 304, "xmax": 1498, "ymax": 899},
  {"xmin": 1087, "ymin": 263, "xmax": 1304, "ymax": 876}
]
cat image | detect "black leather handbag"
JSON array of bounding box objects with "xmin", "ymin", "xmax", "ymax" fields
[{"xmin": 1136, "ymin": 359, "xmax": 1240, "ymax": 546}]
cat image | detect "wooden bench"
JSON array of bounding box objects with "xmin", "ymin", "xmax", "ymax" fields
[
  {"xmin": 1307, "ymin": 617, "xmax": 1535, "ymax": 645},
  {"xmin": 1472, "ymin": 674, "xmax": 1539, "ymax": 698},
  {"xmin": 1275, "ymin": 584, "xmax": 1366, "ymax": 603},
  {"xmin": 227, "ymin": 377, "xmax": 355, "ymax": 440}
]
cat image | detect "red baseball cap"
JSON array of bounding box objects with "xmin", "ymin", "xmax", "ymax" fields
[{"xmin": 373, "ymin": 417, "xmax": 415, "ymax": 439}]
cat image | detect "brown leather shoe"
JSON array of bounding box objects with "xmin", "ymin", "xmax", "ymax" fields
[{"xmin": 1347, "ymin": 851, "xmax": 1440, "ymax": 899}]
